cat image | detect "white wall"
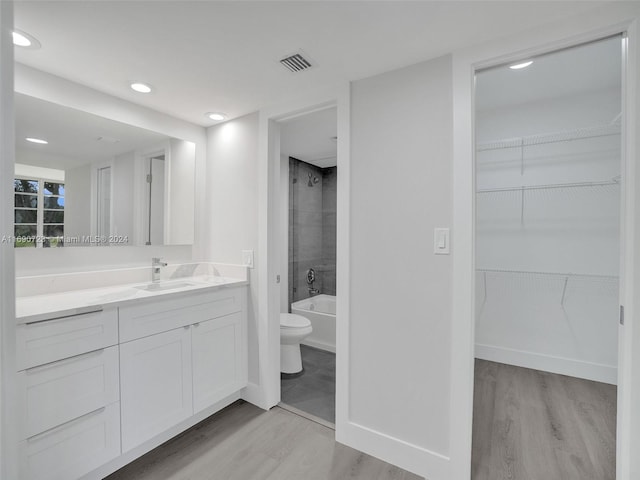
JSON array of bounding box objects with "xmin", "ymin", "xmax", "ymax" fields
[
  {"xmin": 0, "ymin": 3, "xmax": 17, "ymax": 479},
  {"xmin": 15, "ymin": 163, "xmax": 64, "ymax": 182},
  {"xmin": 13, "ymin": 64, "xmax": 207, "ymax": 274},
  {"xmin": 112, "ymin": 151, "xmax": 135, "ymax": 244},
  {"xmin": 167, "ymin": 138, "xmax": 195, "ymax": 245},
  {"xmin": 348, "ymin": 55, "xmax": 453, "ymax": 478},
  {"xmin": 64, "ymin": 163, "xmax": 91, "ymax": 241},
  {"xmin": 206, "ymin": 114, "xmax": 261, "ymax": 392}
]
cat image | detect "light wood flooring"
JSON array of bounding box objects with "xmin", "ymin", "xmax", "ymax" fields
[
  {"xmin": 472, "ymin": 359, "xmax": 617, "ymax": 480},
  {"xmin": 105, "ymin": 400, "xmax": 422, "ymax": 480}
]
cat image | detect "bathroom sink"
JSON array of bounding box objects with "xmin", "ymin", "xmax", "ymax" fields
[{"xmin": 135, "ymin": 281, "xmax": 197, "ymax": 292}]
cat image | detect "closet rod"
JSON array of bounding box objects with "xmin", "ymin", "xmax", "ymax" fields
[
  {"xmin": 476, "ymin": 268, "xmax": 618, "ymax": 280},
  {"xmin": 477, "ymin": 179, "xmax": 619, "ymax": 194}
]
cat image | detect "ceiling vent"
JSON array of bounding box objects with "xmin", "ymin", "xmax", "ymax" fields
[{"xmin": 280, "ymin": 53, "xmax": 312, "ymax": 73}]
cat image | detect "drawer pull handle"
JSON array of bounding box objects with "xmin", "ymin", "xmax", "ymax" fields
[
  {"xmin": 25, "ymin": 348, "xmax": 107, "ymax": 374},
  {"xmin": 25, "ymin": 306, "xmax": 104, "ymax": 325},
  {"xmin": 26, "ymin": 406, "xmax": 107, "ymax": 442}
]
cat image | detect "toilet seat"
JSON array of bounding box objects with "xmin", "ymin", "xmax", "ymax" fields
[{"xmin": 280, "ymin": 313, "xmax": 311, "ymax": 328}]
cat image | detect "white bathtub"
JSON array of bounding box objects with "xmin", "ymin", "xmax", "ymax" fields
[{"xmin": 291, "ymin": 294, "xmax": 336, "ymax": 353}]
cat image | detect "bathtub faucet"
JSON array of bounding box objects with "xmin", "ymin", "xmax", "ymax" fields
[{"xmin": 306, "ymin": 268, "xmax": 320, "ymax": 296}]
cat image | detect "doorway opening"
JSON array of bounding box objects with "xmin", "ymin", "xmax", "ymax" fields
[
  {"xmin": 277, "ymin": 106, "xmax": 338, "ymax": 427},
  {"xmin": 471, "ymin": 35, "xmax": 623, "ymax": 479},
  {"xmin": 143, "ymin": 153, "xmax": 165, "ymax": 246}
]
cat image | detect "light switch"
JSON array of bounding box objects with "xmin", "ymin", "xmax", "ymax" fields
[
  {"xmin": 242, "ymin": 250, "xmax": 254, "ymax": 268},
  {"xmin": 434, "ymin": 228, "xmax": 450, "ymax": 255}
]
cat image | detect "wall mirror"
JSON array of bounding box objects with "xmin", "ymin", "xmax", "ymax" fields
[{"xmin": 14, "ymin": 92, "xmax": 196, "ymax": 247}]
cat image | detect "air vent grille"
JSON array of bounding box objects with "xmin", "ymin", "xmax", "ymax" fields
[{"xmin": 280, "ymin": 53, "xmax": 312, "ymax": 73}]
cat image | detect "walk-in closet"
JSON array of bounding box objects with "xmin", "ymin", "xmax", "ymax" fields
[{"xmin": 472, "ymin": 36, "xmax": 621, "ymax": 480}]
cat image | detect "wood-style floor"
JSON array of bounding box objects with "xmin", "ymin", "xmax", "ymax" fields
[
  {"xmin": 105, "ymin": 400, "xmax": 422, "ymax": 480},
  {"xmin": 472, "ymin": 359, "xmax": 617, "ymax": 480}
]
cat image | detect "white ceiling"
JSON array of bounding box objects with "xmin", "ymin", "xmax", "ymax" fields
[
  {"xmin": 13, "ymin": 1, "xmax": 611, "ymax": 127},
  {"xmin": 476, "ymin": 35, "xmax": 622, "ymax": 111},
  {"xmin": 16, "ymin": 93, "xmax": 169, "ymax": 170},
  {"xmin": 280, "ymin": 107, "xmax": 337, "ymax": 168}
]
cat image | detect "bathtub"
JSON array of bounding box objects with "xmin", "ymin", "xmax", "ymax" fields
[{"xmin": 291, "ymin": 294, "xmax": 336, "ymax": 353}]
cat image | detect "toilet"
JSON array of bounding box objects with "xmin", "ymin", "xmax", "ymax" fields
[{"xmin": 280, "ymin": 313, "xmax": 313, "ymax": 374}]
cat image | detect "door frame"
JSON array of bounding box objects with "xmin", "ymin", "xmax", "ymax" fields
[
  {"xmin": 0, "ymin": 3, "xmax": 17, "ymax": 480},
  {"xmin": 256, "ymin": 84, "xmax": 351, "ymax": 441},
  {"xmin": 451, "ymin": 10, "xmax": 638, "ymax": 480}
]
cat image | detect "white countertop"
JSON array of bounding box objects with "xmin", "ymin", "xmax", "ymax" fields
[{"xmin": 16, "ymin": 275, "xmax": 248, "ymax": 324}]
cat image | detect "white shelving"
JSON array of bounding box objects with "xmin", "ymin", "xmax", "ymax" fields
[
  {"xmin": 477, "ymin": 177, "xmax": 620, "ymax": 194},
  {"xmin": 477, "ymin": 122, "xmax": 621, "ymax": 223},
  {"xmin": 476, "ymin": 123, "xmax": 621, "ymax": 152}
]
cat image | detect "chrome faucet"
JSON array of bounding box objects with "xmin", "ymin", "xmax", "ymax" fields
[
  {"xmin": 152, "ymin": 257, "xmax": 167, "ymax": 283},
  {"xmin": 306, "ymin": 268, "xmax": 319, "ymax": 296}
]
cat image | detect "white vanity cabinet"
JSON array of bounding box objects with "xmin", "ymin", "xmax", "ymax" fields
[
  {"xmin": 119, "ymin": 286, "xmax": 247, "ymax": 453},
  {"xmin": 16, "ymin": 283, "xmax": 248, "ymax": 480},
  {"xmin": 16, "ymin": 308, "xmax": 121, "ymax": 480}
]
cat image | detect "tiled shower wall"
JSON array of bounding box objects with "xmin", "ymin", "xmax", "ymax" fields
[{"xmin": 288, "ymin": 157, "xmax": 337, "ymax": 307}]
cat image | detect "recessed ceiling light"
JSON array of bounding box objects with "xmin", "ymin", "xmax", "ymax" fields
[
  {"xmin": 25, "ymin": 137, "xmax": 48, "ymax": 145},
  {"xmin": 509, "ymin": 61, "xmax": 533, "ymax": 70},
  {"xmin": 12, "ymin": 30, "xmax": 41, "ymax": 49},
  {"xmin": 130, "ymin": 82, "xmax": 153, "ymax": 94},
  {"xmin": 206, "ymin": 112, "xmax": 227, "ymax": 122}
]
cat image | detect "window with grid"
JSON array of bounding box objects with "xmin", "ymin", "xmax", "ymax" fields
[{"xmin": 14, "ymin": 178, "xmax": 65, "ymax": 248}]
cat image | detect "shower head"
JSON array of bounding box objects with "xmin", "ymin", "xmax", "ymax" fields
[{"xmin": 307, "ymin": 172, "xmax": 319, "ymax": 187}]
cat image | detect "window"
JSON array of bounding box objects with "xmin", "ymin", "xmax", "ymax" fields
[{"xmin": 14, "ymin": 177, "xmax": 65, "ymax": 247}]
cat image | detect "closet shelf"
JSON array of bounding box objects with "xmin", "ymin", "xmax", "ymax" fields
[
  {"xmin": 477, "ymin": 123, "xmax": 621, "ymax": 152},
  {"xmin": 477, "ymin": 178, "xmax": 620, "ymax": 194}
]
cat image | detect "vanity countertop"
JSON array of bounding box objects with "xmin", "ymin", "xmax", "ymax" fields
[{"xmin": 16, "ymin": 275, "xmax": 248, "ymax": 324}]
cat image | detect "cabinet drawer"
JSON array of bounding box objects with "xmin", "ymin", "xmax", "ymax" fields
[
  {"xmin": 18, "ymin": 346, "xmax": 119, "ymax": 439},
  {"xmin": 19, "ymin": 402, "xmax": 121, "ymax": 480},
  {"xmin": 119, "ymin": 287, "xmax": 242, "ymax": 342},
  {"xmin": 16, "ymin": 309, "xmax": 118, "ymax": 371}
]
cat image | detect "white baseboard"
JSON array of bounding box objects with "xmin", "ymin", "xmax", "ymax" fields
[
  {"xmin": 241, "ymin": 381, "xmax": 274, "ymax": 410},
  {"xmin": 301, "ymin": 339, "xmax": 336, "ymax": 353},
  {"xmin": 475, "ymin": 344, "xmax": 617, "ymax": 385},
  {"xmin": 337, "ymin": 421, "xmax": 450, "ymax": 479}
]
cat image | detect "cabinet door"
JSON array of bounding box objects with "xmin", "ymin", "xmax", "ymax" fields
[
  {"xmin": 120, "ymin": 327, "xmax": 193, "ymax": 452},
  {"xmin": 192, "ymin": 312, "xmax": 247, "ymax": 413}
]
